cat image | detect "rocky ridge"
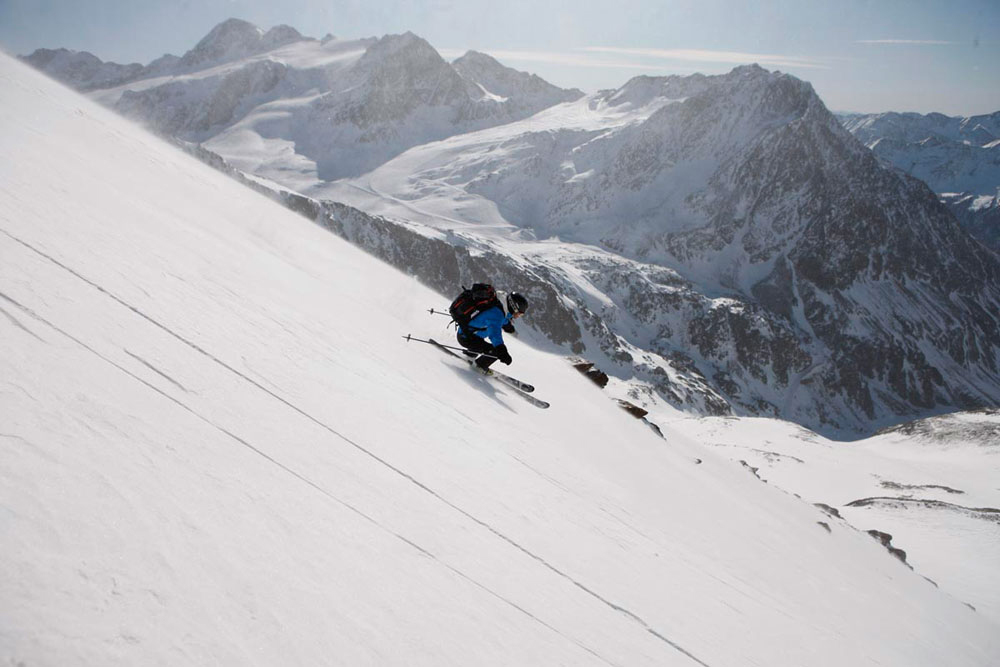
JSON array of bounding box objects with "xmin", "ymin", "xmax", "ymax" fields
[
  {"xmin": 839, "ymin": 110, "xmax": 1000, "ymax": 254},
  {"xmin": 452, "ymin": 50, "xmax": 583, "ymax": 112}
]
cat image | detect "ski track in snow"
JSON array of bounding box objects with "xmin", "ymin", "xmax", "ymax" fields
[
  {"xmin": 123, "ymin": 349, "xmax": 191, "ymax": 394},
  {"xmin": 0, "ymin": 301, "xmax": 46, "ymax": 342},
  {"xmin": 0, "ymin": 227, "xmax": 711, "ymax": 667}
]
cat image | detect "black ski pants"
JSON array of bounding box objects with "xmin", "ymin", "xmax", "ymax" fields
[{"xmin": 457, "ymin": 331, "xmax": 498, "ymax": 370}]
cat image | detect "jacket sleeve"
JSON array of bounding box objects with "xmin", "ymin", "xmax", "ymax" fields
[
  {"xmin": 484, "ymin": 310, "xmax": 512, "ymax": 347},
  {"xmin": 468, "ymin": 307, "xmax": 512, "ymax": 347}
]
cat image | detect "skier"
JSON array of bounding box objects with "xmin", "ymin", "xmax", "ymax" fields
[{"xmin": 457, "ymin": 291, "xmax": 529, "ymax": 373}]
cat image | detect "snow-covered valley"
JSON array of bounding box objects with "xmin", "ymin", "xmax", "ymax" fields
[{"xmin": 3, "ymin": 51, "xmax": 999, "ymax": 666}]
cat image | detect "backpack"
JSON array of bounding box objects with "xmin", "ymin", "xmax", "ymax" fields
[{"xmin": 448, "ymin": 283, "xmax": 501, "ymax": 329}]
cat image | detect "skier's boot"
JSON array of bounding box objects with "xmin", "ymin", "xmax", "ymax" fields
[{"xmin": 475, "ymin": 356, "xmax": 494, "ymax": 375}]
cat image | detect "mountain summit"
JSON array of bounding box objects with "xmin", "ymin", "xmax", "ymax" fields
[
  {"xmin": 453, "ymin": 50, "xmax": 583, "ymax": 106},
  {"xmin": 178, "ymin": 18, "xmax": 306, "ymax": 69}
]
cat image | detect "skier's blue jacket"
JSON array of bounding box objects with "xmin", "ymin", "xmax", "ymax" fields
[{"xmin": 460, "ymin": 305, "xmax": 513, "ymax": 347}]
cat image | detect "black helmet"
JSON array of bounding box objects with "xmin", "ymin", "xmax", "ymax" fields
[{"xmin": 507, "ymin": 292, "xmax": 529, "ymax": 315}]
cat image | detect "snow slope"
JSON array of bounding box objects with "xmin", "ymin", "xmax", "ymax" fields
[
  {"xmin": 2, "ymin": 54, "xmax": 998, "ymax": 666},
  {"xmin": 680, "ymin": 413, "xmax": 1000, "ymax": 624}
]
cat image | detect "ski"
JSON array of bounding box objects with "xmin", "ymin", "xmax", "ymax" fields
[
  {"xmin": 428, "ymin": 339, "xmax": 549, "ymax": 409},
  {"xmin": 429, "ymin": 339, "xmax": 534, "ymax": 392}
]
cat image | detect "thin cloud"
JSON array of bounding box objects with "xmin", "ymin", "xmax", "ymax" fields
[
  {"xmin": 857, "ymin": 39, "xmax": 956, "ymax": 45},
  {"xmin": 581, "ymin": 46, "xmax": 830, "ymax": 70}
]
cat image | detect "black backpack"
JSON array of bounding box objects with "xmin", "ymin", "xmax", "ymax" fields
[{"xmin": 449, "ymin": 283, "xmax": 501, "ymax": 328}]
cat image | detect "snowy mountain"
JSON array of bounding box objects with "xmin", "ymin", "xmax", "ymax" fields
[
  {"xmin": 319, "ymin": 65, "xmax": 1000, "ymax": 436},
  {"xmin": 4, "ymin": 50, "xmax": 1000, "ymax": 667},
  {"xmin": 19, "ymin": 21, "xmax": 1000, "ymax": 437},
  {"xmin": 17, "ymin": 17, "xmax": 307, "ymax": 90},
  {"xmin": 177, "ymin": 17, "xmax": 306, "ymax": 70},
  {"xmin": 19, "ymin": 47, "xmax": 148, "ymax": 90},
  {"xmin": 840, "ymin": 110, "xmax": 1000, "ymax": 253},
  {"xmin": 22, "ymin": 19, "xmax": 582, "ymax": 184}
]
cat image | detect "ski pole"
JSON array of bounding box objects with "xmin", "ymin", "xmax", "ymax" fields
[
  {"xmin": 428, "ymin": 308, "xmax": 451, "ymax": 316},
  {"xmin": 402, "ymin": 334, "xmax": 499, "ymax": 359}
]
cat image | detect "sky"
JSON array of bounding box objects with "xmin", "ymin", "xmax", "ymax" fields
[{"xmin": 1, "ymin": 0, "xmax": 998, "ymax": 115}]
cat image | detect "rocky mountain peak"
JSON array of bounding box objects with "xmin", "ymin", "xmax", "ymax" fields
[
  {"xmin": 179, "ymin": 18, "xmax": 304, "ymax": 69},
  {"xmin": 453, "ymin": 49, "xmax": 492, "ymax": 64},
  {"xmin": 607, "ymin": 73, "xmax": 711, "ymax": 109},
  {"xmin": 363, "ymin": 31, "xmax": 440, "ymax": 62},
  {"xmin": 22, "ymin": 47, "xmax": 87, "ymax": 69},
  {"xmin": 189, "ymin": 18, "xmax": 262, "ymax": 53},
  {"xmin": 452, "ymin": 50, "xmax": 505, "ymax": 73},
  {"xmin": 721, "ymin": 64, "xmax": 817, "ymax": 114},
  {"xmin": 453, "ymin": 49, "xmax": 583, "ymax": 103},
  {"xmin": 347, "ymin": 31, "xmax": 462, "ymax": 102},
  {"xmin": 262, "ymin": 24, "xmax": 304, "ymax": 47},
  {"xmin": 20, "ymin": 47, "xmax": 144, "ymax": 91}
]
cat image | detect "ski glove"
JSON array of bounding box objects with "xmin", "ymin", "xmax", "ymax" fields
[
  {"xmin": 494, "ymin": 344, "xmax": 512, "ymax": 365},
  {"xmin": 502, "ymin": 322, "xmax": 517, "ymax": 335}
]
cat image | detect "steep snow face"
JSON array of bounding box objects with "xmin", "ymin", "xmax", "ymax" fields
[
  {"xmin": 840, "ymin": 110, "xmax": 1000, "ymax": 253},
  {"xmin": 4, "ymin": 52, "xmax": 1000, "ymax": 667},
  {"xmin": 322, "ymin": 66, "xmax": 1000, "ymax": 435}
]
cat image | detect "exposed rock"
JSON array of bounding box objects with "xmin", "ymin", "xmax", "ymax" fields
[
  {"xmin": 847, "ymin": 497, "xmax": 1000, "ymax": 524},
  {"xmin": 740, "ymin": 460, "xmax": 762, "ymax": 480},
  {"xmin": 814, "ymin": 503, "xmax": 843, "ymax": 519},
  {"xmin": 865, "ymin": 529, "xmax": 910, "ymax": 566},
  {"xmin": 572, "ymin": 361, "xmax": 610, "ymax": 388},
  {"xmin": 616, "ymin": 400, "xmax": 649, "ymax": 419}
]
